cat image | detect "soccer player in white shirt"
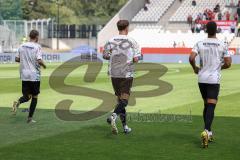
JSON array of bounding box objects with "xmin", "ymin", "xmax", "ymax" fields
[
  {"xmin": 103, "ymin": 20, "xmax": 142, "ymax": 134},
  {"xmin": 12, "ymin": 30, "xmax": 46, "ymax": 123},
  {"xmin": 189, "ymin": 21, "xmax": 232, "ymax": 148}
]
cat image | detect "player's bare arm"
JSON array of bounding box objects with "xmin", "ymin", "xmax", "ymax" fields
[
  {"xmin": 102, "ymin": 41, "xmax": 112, "ymax": 60},
  {"xmin": 133, "ymin": 54, "xmax": 143, "ymax": 63},
  {"xmin": 15, "ymin": 57, "xmax": 20, "ymax": 63},
  {"xmin": 38, "ymin": 59, "xmax": 47, "ymax": 69},
  {"xmin": 189, "ymin": 51, "xmax": 200, "ymax": 74},
  {"xmin": 103, "ymin": 50, "xmax": 111, "ymax": 60},
  {"xmin": 221, "ymin": 57, "xmax": 232, "ymax": 70}
]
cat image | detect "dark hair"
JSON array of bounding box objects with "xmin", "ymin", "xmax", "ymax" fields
[
  {"xmin": 29, "ymin": 30, "xmax": 39, "ymax": 39},
  {"xmin": 117, "ymin": 20, "xmax": 129, "ymax": 31},
  {"xmin": 206, "ymin": 21, "xmax": 217, "ymax": 36}
]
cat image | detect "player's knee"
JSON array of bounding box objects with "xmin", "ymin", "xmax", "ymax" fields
[
  {"xmin": 120, "ymin": 99, "xmax": 128, "ymax": 108},
  {"xmin": 24, "ymin": 95, "xmax": 31, "ymax": 101},
  {"xmin": 32, "ymin": 95, "xmax": 38, "ymax": 99},
  {"xmin": 120, "ymin": 93, "xmax": 130, "ymax": 100},
  {"xmin": 207, "ymin": 99, "xmax": 217, "ymax": 104},
  {"xmin": 19, "ymin": 95, "xmax": 31, "ymax": 104}
]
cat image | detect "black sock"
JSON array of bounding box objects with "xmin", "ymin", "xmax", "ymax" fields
[
  {"xmin": 120, "ymin": 108, "xmax": 127, "ymax": 127},
  {"xmin": 28, "ymin": 98, "xmax": 38, "ymax": 118},
  {"xmin": 19, "ymin": 96, "xmax": 30, "ymax": 104},
  {"xmin": 114, "ymin": 99, "xmax": 128, "ymax": 115},
  {"xmin": 205, "ymin": 103, "xmax": 216, "ymax": 131}
]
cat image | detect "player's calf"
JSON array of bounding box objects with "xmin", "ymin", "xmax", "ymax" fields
[
  {"xmin": 28, "ymin": 96, "xmax": 38, "ymax": 122},
  {"xmin": 107, "ymin": 113, "xmax": 118, "ymax": 134},
  {"xmin": 120, "ymin": 110, "xmax": 132, "ymax": 134},
  {"xmin": 107, "ymin": 99, "xmax": 129, "ymax": 135},
  {"xmin": 19, "ymin": 95, "xmax": 32, "ymax": 104},
  {"xmin": 204, "ymin": 102, "xmax": 216, "ymax": 133}
]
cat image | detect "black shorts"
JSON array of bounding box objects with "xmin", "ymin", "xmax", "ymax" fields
[
  {"xmin": 22, "ymin": 81, "xmax": 40, "ymax": 96},
  {"xmin": 198, "ymin": 83, "xmax": 220, "ymax": 100},
  {"xmin": 111, "ymin": 77, "xmax": 133, "ymax": 96}
]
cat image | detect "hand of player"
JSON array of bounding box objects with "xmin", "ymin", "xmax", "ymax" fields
[
  {"xmin": 103, "ymin": 52, "xmax": 111, "ymax": 60},
  {"xmin": 194, "ymin": 67, "xmax": 200, "ymax": 74},
  {"xmin": 41, "ymin": 63, "xmax": 47, "ymax": 69},
  {"xmin": 38, "ymin": 59, "xmax": 46, "ymax": 69},
  {"xmin": 133, "ymin": 57, "xmax": 139, "ymax": 63}
]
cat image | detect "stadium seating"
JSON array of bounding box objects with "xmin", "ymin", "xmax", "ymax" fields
[
  {"xmin": 100, "ymin": 0, "xmax": 237, "ymax": 50},
  {"xmin": 170, "ymin": 0, "xmax": 226, "ymax": 22},
  {"xmin": 132, "ymin": 0, "xmax": 175, "ymax": 22},
  {"xmin": 129, "ymin": 28, "xmax": 235, "ymax": 48}
]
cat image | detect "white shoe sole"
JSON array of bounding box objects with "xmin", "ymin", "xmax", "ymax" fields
[
  {"xmin": 12, "ymin": 101, "xmax": 19, "ymax": 115},
  {"xmin": 124, "ymin": 128, "xmax": 132, "ymax": 134}
]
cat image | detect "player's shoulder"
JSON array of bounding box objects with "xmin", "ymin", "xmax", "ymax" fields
[
  {"xmin": 210, "ymin": 38, "xmax": 227, "ymax": 48},
  {"xmin": 106, "ymin": 36, "xmax": 119, "ymax": 44},
  {"xmin": 21, "ymin": 42, "xmax": 41, "ymax": 49},
  {"xmin": 124, "ymin": 35, "xmax": 135, "ymax": 41},
  {"xmin": 32, "ymin": 42, "xmax": 41, "ymax": 49},
  {"xmin": 194, "ymin": 40, "xmax": 204, "ymax": 46},
  {"xmin": 204, "ymin": 38, "xmax": 224, "ymax": 45},
  {"xmin": 125, "ymin": 36, "xmax": 138, "ymax": 46},
  {"xmin": 107, "ymin": 35, "xmax": 138, "ymax": 46},
  {"xmin": 217, "ymin": 40, "xmax": 227, "ymax": 47}
]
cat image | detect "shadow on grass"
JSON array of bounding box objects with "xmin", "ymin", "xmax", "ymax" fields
[{"xmin": 0, "ymin": 107, "xmax": 240, "ymax": 160}]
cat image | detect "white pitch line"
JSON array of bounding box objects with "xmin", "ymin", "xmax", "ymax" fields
[{"xmin": 167, "ymin": 68, "xmax": 180, "ymax": 74}]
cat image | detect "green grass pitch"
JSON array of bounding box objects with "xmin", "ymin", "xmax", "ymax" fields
[{"xmin": 0, "ymin": 63, "xmax": 240, "ymax": 160}]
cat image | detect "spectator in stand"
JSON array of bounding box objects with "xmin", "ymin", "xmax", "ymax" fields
[
  {"xmin": 198, "ymin": 12, "xmax": 203, "ymax": 20},
  {"xmin": 214, "ymin": 4, "xmax": 220, "ymax": 13},
  {"xmin": 218, "ymin": 12, "xmax": 223, "ymax": 20},
  {"xmin": 173, "ymin": 41, "xmax": 177, "ymax": 48},
  {"xmin": 189, "ymin": 7, "xmax": 231, "ymax": 33},
  {"xmin": 201, "ymin": 24, "xmax": 206, "ymax": 31},
  {"xmin": 202, "ymin": 13, "xmax": 207, "ymax": 20},
  {"xmin": 196, "ymin": 23, "xmax": 201, "ymax": 33},
  {"xmin": 187, "ymin": 14, "xmax": 193, "ymax": 26},
  {"xmin": 203, "ymin": 11, "xmax": 209, "ymax": 20},
  {"xmin": 191, "ymin": 23, "xmax": 195, "ymax": 33},
  {"xmin": 192, "ymin": 0, "xmax": 196, "ymax": 6},
  {"xmin": 207, "ymin": 9, "xmax": 215, "ymax": 20},
  {"xmin": 144, "ymin": 0, "xmax": 150, "ymax": 11},
  {"xmin": 182, "ymin": 41, "xmax": 186, "ymax": 48},
  {"xmin": 195, "ymin": 18, "xmax": 200, "ymax": 24},
  {"xmin": 196, "ymin": 14, "xmax": 201, "ymax": 21},
  {"xmin": 211, "ymin": 12, "xmax": 216, "ymax": 20},
  {"xmin": 144, "ymin": 5, "xmax": 148, "ymax": 11},
  {"xmin": 228, "ymin": 0, "xmax": 235, "ymax": 7},
  {"xmin": 226, "ymin": 11, "xmax": 231, "ymax": 21},
  {"xmin": 231, "ymin": 22, "xmax": 236, "ymax": 34},
  {"xmin": 234, "ymin": 12, "xmax": 238, "ymax": 21},
  {"xmin": 205, "ymin": 9, "xmax": 212, "ymax": 20}
]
